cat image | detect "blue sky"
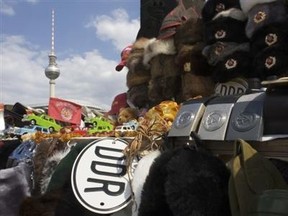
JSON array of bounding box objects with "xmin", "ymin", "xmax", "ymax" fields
[{"xmin": 0, "ymin": 0, "xmax": 141, "ymax": 110}]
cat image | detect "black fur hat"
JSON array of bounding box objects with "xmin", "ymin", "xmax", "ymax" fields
[
  {"xmin": 202, "ymin": 0, "xmax": 241, "ymax": 23},
  {"xmin": 202, "ymin": 41, "xmax": 250, "ymax": 66},
  {"xmin": 250, "ymin": 21, "xmax": 288, "ymax": 56},
  {"xmin": 204, "ymin": 8, "xmax": 248, "ymax": 45},
  {"xmin": 245, "ymin": 0, "xmax": 288, "ymax": 38},
  {"xmin": 253, "ymin": 44, "xmax": 288, "ymax": 81},
  {"xmin": 212, "ymin": 50, "xmax": 253, "ymax": 83}
]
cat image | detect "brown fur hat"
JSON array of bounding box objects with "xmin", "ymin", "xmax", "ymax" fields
[
  {"xmin": 127, "ymin": 84, "xmax": 150, "ymax": 109},
  {"xmin": 125, "ymin": 38, "xmax": 153, "ymax": 89},
  {"xmin": 148, "ymin": 76, "xmax": 182, "ymax": 106},
  {"xmin": 126, "ymin": 37, "xmax": 154, "ymax": 74},
  {"xmin": 173, "ymin": 16, "xmax": 206, "ymax": 70},
  {"xmin": 181, "ymin": 72, "xmax": 215, "ymax": 101}
]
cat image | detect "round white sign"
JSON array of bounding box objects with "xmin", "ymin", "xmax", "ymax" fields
[{"xmin": 71, "ymin": 137, "xmax": 134, "ymax": 214}]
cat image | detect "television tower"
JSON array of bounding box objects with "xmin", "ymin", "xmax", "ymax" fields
[{"xmin": 45, "ymin": 9, "xmax": 60, "ymax": 98}]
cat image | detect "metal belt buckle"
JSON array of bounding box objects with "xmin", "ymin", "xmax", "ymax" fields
[
  {"xmin": 198, "ymin": 95, "xmax": 240, "ymax": 140},
  {"xmin": 168, "ymin": 98, "xmax": 210, "ymax": 137},
  {"xmin": 226, "ymin": 92, "xmax": 265, "ymax": 141}
]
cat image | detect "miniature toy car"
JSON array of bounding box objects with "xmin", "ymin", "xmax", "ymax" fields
[
  {"xmin": 84, "ymin": 116, "xmax": 113, "ymax": 127},
  {"xmin": 13, "ymin": 125, "xmax": 50, "ymax": 136},
  {"xmin": 22, "ymin": 113, "xmax": 62, "ymax": 132}
]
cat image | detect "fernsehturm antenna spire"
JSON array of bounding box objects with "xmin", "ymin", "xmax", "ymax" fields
[{"xmin": 45, "ymin": 9, "xmax": 60, "ymax": 98}]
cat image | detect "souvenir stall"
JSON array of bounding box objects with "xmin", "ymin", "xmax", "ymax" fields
[{"xmin": 1, "ymin": 0, "xmax": 288, "ymax": 216}]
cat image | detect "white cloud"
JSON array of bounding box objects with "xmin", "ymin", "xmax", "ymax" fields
[
  {"xmin": 0, "ymin": 0, "xmax": 38, "ymax": 16},
  {"xmin": 86, "ymin": 8, "xmax": 140, "ymax": 51},
  {"xmin": 1, "ymin": 8, "xmax": 139, "ymax": 110},
  {"xmin": 0, "ymin": 0, "xmax": 15, "ymax": 16},
  {"xmin": 0, "ymin": 34, "xmax": 128, "ymax": 110}
]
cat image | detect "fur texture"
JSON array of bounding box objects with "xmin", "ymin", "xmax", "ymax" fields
[
  {"xmin": 165, "ymin": 147, "xmax": 231, "ymax": 216},
  {"xmin": 127, "ymin": 84, "xmax": 150, "ymax": 109},
  {"xmin": 213, "ymin": 50, "xmax": 253, "ymax": 83},
  {"xmin": 245, "ymin": 0, "xmax": 288, "ymax": 38},
  {"xmin": 40, "ymin": 147, "xmax": 71, "ymax": 194},
  {"xmin": 131, "ymin": 150, "xmax": 161, "ymax": 216},
  {"xmin": 202, "ymin": 0, "xmax": 241, "ymax": 22},
  {"xmin": 250, "ymin": 22, "xmax": 288, "ymax": 56},
  {"xmin": 127, "ymin": 37, "xmax": 153, "ymax": 75},
  {"xmin": 204, "ymin": 16, "xmax": 248, "ymax": 45},
  {"xmin": 32, "ymin": 138, "xmax": 67, "ymax": 196},
  {"xmin": 213, "ymin": 8, "xmax": 247, "ymax": 21},
  {"xmin": 253, "ymin": 44, "xmax": 288, "ymax": 81},
  {"xmin": 138, "ymin": 147, "xmax": 231, "ymax": 216},
  {"xmin": 240, "ymin": 0, "xmax": 277, "ymax": 14},
  {"xmin": 181, "ymin": 72, "xmax": 215, "ymax": 100},
  {"xmin": 137, "ymin": 148, "xmax": 181, "ymax": 216},
  {"xmin": 202, "ymin": 42, "xmax": 250, "ymax": 66},
  {"xmin": 173, "ymin": 12, "xmax": 204, "ymax": 51},
  {"xmin": 143, "ymin": 38, "xmax": 176, "ymax": 67},
  {"xmin": 117, "ymin": 107, "xmax": 138, "ymax": 125}
]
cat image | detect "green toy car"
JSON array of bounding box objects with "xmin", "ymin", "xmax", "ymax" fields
[
  {"xmin": 85, "ymin": 116, "xmax": 114, "ymax": 134},
  {"xmin": 22, "ymin": 113, "xmax": 62, "ymax": 132}
]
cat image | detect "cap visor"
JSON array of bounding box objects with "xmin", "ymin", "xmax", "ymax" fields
[{"xmin": 115, "ymin": 62, "xmax": 125, "ymax": 71}]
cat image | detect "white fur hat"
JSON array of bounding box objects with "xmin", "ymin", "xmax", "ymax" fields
[{"xmin": 240, "ymin": 0, "xmax": 277, "ymax": 14}]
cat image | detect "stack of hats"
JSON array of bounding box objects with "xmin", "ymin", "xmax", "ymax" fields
[
  {"xmin": 240, "ymin": 0, "xmax": 288, "ymax": 81},
  {"xmin": 125, "ymin": 38, "xmax": 153, "ymax": 109},
  {"xmin": 172, "ymin": 0, "xmax": 216, "ymax": 101},
  {"xmin": 201, "ymin": 0, "xmax": 254, "ymax": 83}
]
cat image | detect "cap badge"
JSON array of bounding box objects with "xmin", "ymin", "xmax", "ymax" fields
[
  {"xmin": 225, "ymin": 58, "xmax": 237, "ymax": 69},
  {"xmin": 254, "ymin": 11, "xmax": 266, "ymax": 23},
  {"xmin": 215, "ymin": 30, "xmax": 226, "ymax": 39},
  {"xmin": 265, "ymin": 56, "xmax": 276, "ymax": 69},
  {"xmin": 265, "ymin": 33, "xmax": 278, "ymax": 46},
  {"xmin": 215, "ymin": 3, "xmax": 225, "ymax": 13},
  {"xmin": 215, "ymin": 44, "xmax": 224, "ymax": 55}
]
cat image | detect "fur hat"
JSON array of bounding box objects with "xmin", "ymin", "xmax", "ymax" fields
[
  {"xmin": 202, "ymin": 0, "xmax": 241, "ymax": 23},
  {"xmin": 204, "ymin": 8, "xmax": 248, "ymax": 45},
  {"xmin": 181, "ymin": 72, "xmax": 215, "ymax": 100},
  {"xmin": 148, "ymin": 76, "xmax": 182, "ymax": 106},
  {"xmin": 173, "ymin": 16, "xmax": 204, "ymax": 52},
  {"xmin": 240, "ymin": 0, "xmax": 277, "ymax": 14},
  {"xmin": 158, "ymin": 0, "xmax": 205, "ymax": 39},
  {"xmin": 126, "ymin": 69, "xmax": 151, "ymax": 89},
  {"xmin": 143, "ymin": 38, "xmax": 176, "ymax": 67},
  {"xmin": 245, "ymin": 0, "xmax": 288, "ymax": 38},
  {"xmin": 126, "ymin": 38, "xmax": 155, "ymax": 89},
  {"xmin": 127, "ymin": 84, "xmax": 150, "ymax": 109},
  {"xmin": 126, "ymin": 37, "xmax": 154, "ymax": 74},
  {"xmin": 212, "ymin": 50, "xmax": 253, "ymax": 83},
  {"xmin": 250, "ymin": 21, "xmax": 288, "ymax": 55},
  {"xmin": 253, "ymin": 44, "xmax": 288, "ymax": 81},
  {"xmin": 202, "ymin": 42, "xmax": 250, "ymax": 66}
]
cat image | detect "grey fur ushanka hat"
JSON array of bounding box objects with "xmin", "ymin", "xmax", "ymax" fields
[
  {"xmin": 202, "ymin": 41, "xmax": 250, "ymax": 66},
  {"xmin": 245, "ymin": 0, "xmax": 288, "ymax": 38}
]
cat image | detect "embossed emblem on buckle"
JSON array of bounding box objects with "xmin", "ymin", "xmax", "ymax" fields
[{"xmin": 203, "ymin": 111, "xmax": 226, "ymax": 131}]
